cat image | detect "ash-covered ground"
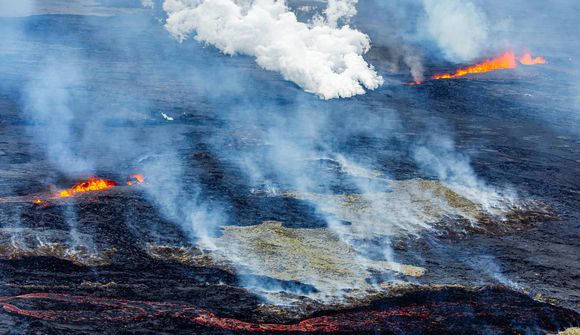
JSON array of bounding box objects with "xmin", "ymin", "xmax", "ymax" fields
[{"xmin": 0, "ymin": 1, "xmax": 579, "ymax": 334}]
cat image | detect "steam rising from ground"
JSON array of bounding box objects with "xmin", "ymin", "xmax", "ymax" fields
[
  {"xmin": 24, "ymin": 60, "xmax": 93, "ymax": 176},
  {"xmin": 421, "ymin": 0, "xmax": 490, "ymax": 62},
  {"xmin": 413, "ymin": 136, "xmax": 514, "ymax": 211},
  {"xmin": 1, "ymin": 0, "xmax": 577, "ymax": 308},
  {"xmin": 163, "ymin": 0, "xmax": 383, "ymax": 99}
]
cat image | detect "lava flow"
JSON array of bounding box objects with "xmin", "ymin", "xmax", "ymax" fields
[
  {"xmin": 13, "ymin": 174, "xmax": 146, "ymax": 205},
  {"xmin": 57, "ymin": 178, "xmax": 117, "ymax": 198},
  {"xmin": 0, "ymin": 290, "xmax": 577, "ymax": 333},
  {"xmin": 127, "ymin": 173, "xmax": 145, "ymax": 186},
  {"xmin": 433, "ymin": 51, "xmax": 547, "ymax": 80}
]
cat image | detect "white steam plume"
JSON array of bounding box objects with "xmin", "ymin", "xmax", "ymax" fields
[
  {"xmin": 412, "ymin": 136, "xmax": 514, "ymax": 212},
  {"xmin": 324, "ymin": 0, "xmax": 358, "ymax": 28},
  {"xmin": 162, "ymin": 0, "xmax": 383, "ymax": 99},
  {"xmin": 422, "ymin": 0, "xmax": 489, "ymax": 62},
  {"xmin": 24, "ymin": 60, "xmax": 93, "ymax": 176}
]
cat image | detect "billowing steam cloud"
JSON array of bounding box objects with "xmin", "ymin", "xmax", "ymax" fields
[
  {"xmin": 163, "ymin": 0, "xmax": 383, "ymax": 99},
  {"xmin": 4, "ymin": 0, "xmax": 575, "ymax": 308},
  {"xmin": 421, "ymin": 0, "xmax": 490, "ymax": 62},
  {"xmin": 324, "ymin": 0, "xmax": 358, "ymax": 27}
]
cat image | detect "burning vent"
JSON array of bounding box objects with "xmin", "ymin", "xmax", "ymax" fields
[{"xmin": 431, "ymin": 51, "xmax": 547, "ymax": 81}]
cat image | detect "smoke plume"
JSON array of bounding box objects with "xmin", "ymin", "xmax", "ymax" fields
[
  {"xmin": 421, "ymin": 0, "xmax": 490, "ymax": 62},
  {"xmin": 163, "ymin": 0, "xmax": 383, "ymax": 99},
  {"xmin": 3, "ymin": 0, "xmax": 578, "ymax": 306},
  {"xmin": 24, "ymin": 59, "xmax": 93, "ymax": 176}
]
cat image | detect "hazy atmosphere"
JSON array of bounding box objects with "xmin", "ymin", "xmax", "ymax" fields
[{"xmin": 0, "ymin": 1, "xmax": 578, "ymax": 334}]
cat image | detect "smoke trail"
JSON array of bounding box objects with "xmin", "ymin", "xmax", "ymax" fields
[
  {"xmin": 421, "ymin": 0, "xmax": 490, "ymax": 62},
  {"xmin": 412, "ymin": 134, "xmax": 515, "ymax": 214},
  {"xmin": 351, "ymin": 1, "xmax": 426, "ymax": 83},
  {"xmin": 209, "ymin": 99, "xmax": 438, "ymax": 300},
  {"xmin": 4, "ymin": 0, "xmax": 572, "ymax": 308},
  {"xmin": 162, "ymin": 0, "xmax": 383, "ymax": 99},
  {"xmin": 5, "ymin": 1, "xmax": 229, "ymax": 252},
  {"xmin": 139, "ymin": 152, "xmax": 224, "ymax": 250},
  {"xmin": 23, "ymin": 59, "xmax": 93, "ymax": 176}
]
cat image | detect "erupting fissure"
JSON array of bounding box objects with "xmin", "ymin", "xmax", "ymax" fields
[
  {"xmin": 25, "ymin": 174, "xmax": 145, "ymax": 204},
  {"xmin": 432, "ymin": 51, "xmax": 547, "ymax": 81},
  {"xmin": 127, "ymin": 174, "xmax": 145, "ymax": 186},
  {"xmin": 57, "ymin": 178, "xmax": 117, "ymax": 198}
]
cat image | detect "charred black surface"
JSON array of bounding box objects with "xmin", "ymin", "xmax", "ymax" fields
[
  {"xmin": 0, "ymin": 4, "xmax": 579, "ymax": 335},
  {"xmin": 0, "ymin": 286, "xmax": 577, "ymax": 334}
]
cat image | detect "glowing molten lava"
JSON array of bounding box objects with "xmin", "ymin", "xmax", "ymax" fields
[
  {"xmin": 433, "ymin": 51, "xmax": 518, "ymax": 80},
  {"xmin": 57, "ymin": 178, "xmax": 117, "ymax": 198},
  {"xmin": 1, "ymin": 173, "xmax": 145, "ymax": 204},
  {"xmin": 0, "ymin": 291, "xmax": 576, "ymax": 333},
  {"xmin": 519, "ymin": 52, "xmax": 547, "ymax": 65},
  {"xmin": 433, "ymin": 51, "xmax": 547, "ymax": 80},
  {"xmin": 127, "ymin": 174, "xmax": 145, "ymax": 186}
]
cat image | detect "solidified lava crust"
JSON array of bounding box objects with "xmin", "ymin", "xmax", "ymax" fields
[{"xmin": 0, "ymin": 288, "xmax": 577, "ymax": 334}]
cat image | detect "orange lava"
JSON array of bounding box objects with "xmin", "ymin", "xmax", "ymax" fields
[
  {"xmin": 0, "ymin": 292, "xmax": 575, "ymax": 333},
  {"xmin": 57, "ymin": 178, "xmax": 117, "ymax": 198},
  {"xmin": 0, "ymin": 174, "xmax": 144, "ymax": 204},
  {"xmin": 433, "ymin": 50, "xmax": 547, "ymax": 81},
  {"xmin": 519, "ymin": 52, "xmax": 547, "ymax": 65},
  {"xmin": 434, "ymin": 51, "xmax": 518, "ymax": 80},
  {"xmin": 127, "ymin": 174, "xmax": 145, "ymax": 186}
]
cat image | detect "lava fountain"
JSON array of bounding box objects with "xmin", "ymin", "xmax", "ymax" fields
[{"xmin": 432, "ymin": 51, "xmax": 547, "ymax": 80}]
